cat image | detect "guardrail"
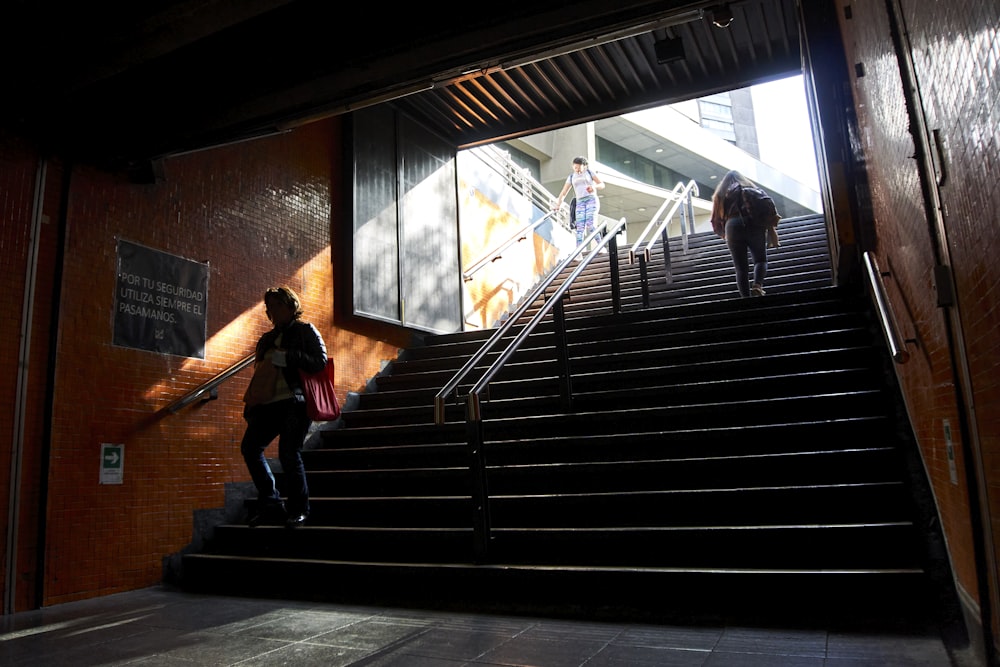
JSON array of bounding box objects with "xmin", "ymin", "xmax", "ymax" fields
[
  {"xmin": 462, "ymin": 211, "xmax": 560, "ymax": 282},
  {"xmin": 627, "ymin": 180, "xmax": 699, "ymax": 308},
  {"xmin": 434, "ymin": 217, "xmax": 627, "ymax": 558}
]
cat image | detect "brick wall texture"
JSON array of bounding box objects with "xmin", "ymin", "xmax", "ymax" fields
[
  {"xmin": 0, "ymin": 118, "xmax": 404, "ymax": 609},
  {"xmin": 837, "ymin": 0, "xmax": 1000, "ymax": 639}
]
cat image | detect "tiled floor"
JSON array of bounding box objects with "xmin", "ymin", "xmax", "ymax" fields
[{"xmin": 0, "ymin": 585, "xmax": 975, "ymax": 666}]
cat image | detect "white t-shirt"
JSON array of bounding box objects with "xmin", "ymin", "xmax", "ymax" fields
[{"xmin": 566, "ymin": 170, "xmax": 599, "ymax": 199}]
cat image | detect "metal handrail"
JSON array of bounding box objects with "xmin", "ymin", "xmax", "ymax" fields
[
  {"xmin": 165, "ymin": 353, "xmax": 255, "ymax": 413},
  {"xmin": 433, "ymin": 218, "xmax": 623, "ymax": 425},
  {"xmin": 446, "ymin": 218, "xmax": 626, "ymax": 559},
  {"xmin": 462, "ymin": 211, "xmax": 560, "ymax": 282},
  {"xmin": 628, "ymin": 179, "xmax": 699, "ymax": 265},
  {"xmin": 472, "ymin": 145, "xmax": 568, "ymax": 226},
  {"xmin": 862, "ymin": 251, "xmax": 911, "ymax": 364},
  {"xmin": 628, "ymin": 181, "xmax": 685, "ymax": 263},
  {"xmin": 465, "ymin": 218, "xmax": 628, "ymax": 421},
  {"xmin": 623, "ymin": 180, "xmax": 699, "ymax": 307},
  {"xmin": 460, "ymin": 145, "xmax": 572, "ymax": 288}
]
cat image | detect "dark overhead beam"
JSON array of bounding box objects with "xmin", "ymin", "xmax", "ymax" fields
[{"xmin": 0, "ymin": 0, "xmax": 801, "ymax": 167}]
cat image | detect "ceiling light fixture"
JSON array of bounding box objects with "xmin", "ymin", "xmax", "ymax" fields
[{"xmin": 711, "ymin": 4, "xmax": 734, "ymax": 28}]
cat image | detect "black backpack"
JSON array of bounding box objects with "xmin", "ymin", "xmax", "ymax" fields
[{"xmin": 738, "ymin": 186, "xmax": 781, "ymax": 229}]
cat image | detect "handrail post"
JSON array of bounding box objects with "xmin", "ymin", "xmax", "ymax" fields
[
  {"xmin": 449, "ymin": 218, "xmax": 628, "ymax": 562},
  {"xmin": 680, "ymin": 203, "xmax": 689, "ymax": 254},
  {"xmin": 630, "ymin": 180, "xmax": 697, "ymax": 291},
  {"xmin": 686, "ymin": 189, "xmax": 696, "ymax": 235},
  {"xmin": 465, "ymin": 413, "xmax": 492, "ymax": 562},
  {"xmin": 608, "ymin": 232, "xmax": 622, "ymax": 313},
  {"xmin": 639, "ymin": 253, "xmax": 650, "ymax": 308},
  {"xmin": 553, "ymin": 298, "xmax": 573, "ymax": 411},
  {"xmin": 661, "ymin": 226, "xmax": 673, "ymax": 285},
  {"xmin": 681, "ymin": 188, "xmax": 696, "ymax": 252}
]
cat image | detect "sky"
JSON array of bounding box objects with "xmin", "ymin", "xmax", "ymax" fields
[{"xmin": 750, "ymin": 75, "xmax": 820, "ymax": 189}]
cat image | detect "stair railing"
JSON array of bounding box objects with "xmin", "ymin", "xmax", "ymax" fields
[
  {"xmin": 460, "ymin": 145, "xmax": 574, "ymax": 325},
  {"xmin": 627, "ymin": 179, "xmax": 699, "ymax": 308},
  {"xmin": 434, "ymin": 217, "xmax": 627, "ymax": 559},
  {"xmin": 462, "ymin": 211, "xmax": 561, "ymax": 282},
  {"xmin": 164, "ymin": 353, "xmax": 255, "ymax": 413},
  {"xmin": 862, "ymin": 251, "xmax": 912, "ymax": 364},
  {"xmin": 471, "ymin": 145, "xmax": 570, "ymax": 229},
  {"xmin": 435, "ymin": 217, "xmax": 624, "ymax": 423}
]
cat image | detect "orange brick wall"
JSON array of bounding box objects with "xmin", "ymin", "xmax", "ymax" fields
[
  {"xmin": 11, "ymin": 117, "xmax": 400, "ymax": 607},
  {"xmin": 908, "ymin": 0, "xmax": 1000, "ymax": 637},
  {"xmin": 3, "ymin": 113, "xmax": 567, "ymax": 612},
  {"xmin": 836, "ymin": 0, "xmax": 1000, "ymax": 637}
]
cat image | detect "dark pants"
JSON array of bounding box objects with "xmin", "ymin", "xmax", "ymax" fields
[
  {"xmin": 240, "ymin": 399, "xmax": 311, "ymax": 515},
  {"xmin": 725, "ymin": 217, "xmax": 768, "ymax": 297}
]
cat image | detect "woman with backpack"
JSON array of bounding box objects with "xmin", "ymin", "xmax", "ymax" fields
[
  {"xmin": 553, "ymin": 156, "xmax": 605, "ymax": 248},
  {"xmin": 710, "ymin": 169, "xmax": 780, "ymax": 298}
]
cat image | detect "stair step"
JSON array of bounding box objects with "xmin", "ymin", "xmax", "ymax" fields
[
  {"xmin": 299, "ymin": 447, "xmax": 901, "ymax": 497},
  {"xmin": 180, "ymin": 552, "xmax": 934, "ymax": 623},
  {"xmin": 199, "ymin": 522, "xmax": 919, "ymax": 569},
  {"xmin": 180, "ymin": 216, "xmax": 945, "ymax": 625}
]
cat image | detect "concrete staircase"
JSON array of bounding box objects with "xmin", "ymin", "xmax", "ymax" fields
[{"xmin": 179, "ymin": 215, "xmax": 958, "ymax": 626}]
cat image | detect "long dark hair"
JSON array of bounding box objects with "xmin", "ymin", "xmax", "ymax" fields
[{"xmin": 710, "ymin": 170, "xmax": 756, "ymax": 222}]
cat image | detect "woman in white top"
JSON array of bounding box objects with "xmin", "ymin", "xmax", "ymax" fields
[{"xmin": 554, "ymin": 156, "xmax": 605, "ymax": 246}]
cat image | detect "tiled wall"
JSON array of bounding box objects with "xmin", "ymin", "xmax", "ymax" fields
[
  {"xmin": 836, "ymin": 0, "xmax": 1000, "ymax": 643},
  {"xmin": 0, "ymin": 111, "xmax": 532, "ymax": 611},
  {"xmin": 0, "ymin": 118, "xmax": 404, "ymax": 608}
]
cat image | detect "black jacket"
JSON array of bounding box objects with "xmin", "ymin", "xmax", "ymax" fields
[{"xmin": 254, "ymin": 319, "xmax": 327, "ymax": 402}]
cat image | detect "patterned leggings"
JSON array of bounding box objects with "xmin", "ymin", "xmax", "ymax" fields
[{"xmin": 574, "ymin": 195, "xmax": 600, "ymax": 245}]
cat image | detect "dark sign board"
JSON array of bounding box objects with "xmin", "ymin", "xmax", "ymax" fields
[{"xmin": 114, "ymin": 239, "xmax": 209, "ymax": 358}]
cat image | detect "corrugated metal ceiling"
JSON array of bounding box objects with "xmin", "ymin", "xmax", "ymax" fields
[
  {"xmin": 0, "ymin": 0, "xmax": 802, "ymax": 167},
  {"xmin": 394, "ymin": 0, "xmax": 801, "ymax": 148}
]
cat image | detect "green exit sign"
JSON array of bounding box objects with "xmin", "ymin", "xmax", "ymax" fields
[{"xmin": 100, "ymin": 443, "xmax": 124, "ymax": 485}]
